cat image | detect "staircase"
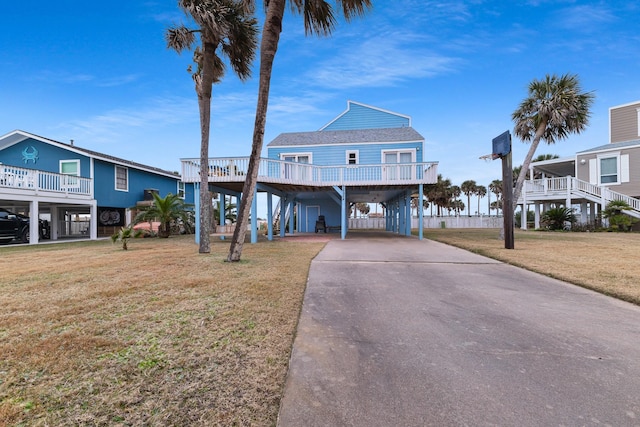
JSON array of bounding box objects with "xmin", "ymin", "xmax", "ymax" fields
[
  {"xmin": 272, "ymin": 199, "xmax": 292, "ymax": 232},
  {"xmin": 522, "ymin": 177, "xmax": 640, "ymax": 219}
]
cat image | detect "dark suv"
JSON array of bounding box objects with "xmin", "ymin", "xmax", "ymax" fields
[{"xmin": 0, "ymin": 208, "xmax": 50, "ymax": 244}]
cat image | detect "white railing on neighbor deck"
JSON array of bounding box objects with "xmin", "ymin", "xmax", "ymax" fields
[
  {"xmin": 0, "ymin": 164, "xmax": 92, "ymax": 196},
  {"xmin": 522, "ymin": 176, "xmax": 640, "ymax": 213},
  {"xmin": 181, "ymin": 157, "xmax": 439, "ymax": 186}
]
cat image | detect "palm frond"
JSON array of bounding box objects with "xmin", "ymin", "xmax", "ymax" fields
[{"xmin": 166, "ymin": 25, "xmax": 197, "ymax": 52}]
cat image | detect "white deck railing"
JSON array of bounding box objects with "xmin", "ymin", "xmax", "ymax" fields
[
  {"xmin": 181, "ymin": 157, "xmax": 439, "ymax": 186},
  {"xmin": 523, "ymin": 176, "xmax": 640, "ymax": 213},
  {"xmin": 0, "ymin": 164, "xmax": 92, "ymax": 197}
]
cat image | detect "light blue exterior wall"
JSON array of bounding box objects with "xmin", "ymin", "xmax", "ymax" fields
[
  {"xmin": 322, "ymin": 102, "xmax": 410, "ymax": 131},
  {"xmin": 268, "ymin": 141, "xmax": 422, "ymax": 165},
  {"xmin": 0, "ymin": 138, "xmax": 91, "ymax": 178},
  {"xmin": 296, "ymin": 196, "xmax": 343, "ymax": 233}
]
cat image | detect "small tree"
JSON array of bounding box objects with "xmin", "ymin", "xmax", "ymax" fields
[
  {"xmin": 111, "ymin": 226, "xmax": 143, "ymax": 250},
  {"xmin": 134, "ymin": 193, "xmax": 193, "ymax": 238},
  {"xmin": 602, "ymin": 200, "xmax": 637, "ymax": 231},
  {"xmin": 541, "ymin": 207, "xmax": 576, "ymax": 231}
]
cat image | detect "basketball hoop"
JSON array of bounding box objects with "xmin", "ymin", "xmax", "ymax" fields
[{"xmin": 479, "ymin": 153, "xmax": 500, "ymax": 162}]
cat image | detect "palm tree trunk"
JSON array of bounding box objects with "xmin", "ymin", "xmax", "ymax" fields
[
  {"xmin": 512, "ymin": 120, "xmax": 546, "ymax": 212},
  {"xmin": 228, "ymin": 0, "xmax": 285, "ymax": 262},
  {"xmin": 196, "ymin": 39, "xmax": 218, "ymax": 254}
]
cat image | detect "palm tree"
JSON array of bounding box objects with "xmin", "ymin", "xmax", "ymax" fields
[
  {"xmin": 475, "ymin": 184, "xmax": 487, "ymax": 216},
  {"xmin": 166, "ymin": 0, "xmax": 258, "ymax": 253},
  {"xmin": 489, "ymin": 179, "xmax": 502, "ymax": 216},
  {"xmin": 228, "ymin": 0, "xmax": 373, "ymax": 262},
  {"xmin": 111, "ymin": 226, "xmax": 143, "ymax": 250},
  {"xmin": 511, "ymin": 73, "xmax": 594, "ymax": 211},
  {"xmin": 450, "ymin": 185, "xmax": 461, "ymax": 216},
  {"xmin": 134, "ymin": 193, "xmax": 193, "ymax": 238},
  {"xmin": 460, "ymin": 180, "xmax": 476, "ymax": 217},
  {"xmin": 427, "ymin": 174, "xmax": 452, "ymax": 217}
]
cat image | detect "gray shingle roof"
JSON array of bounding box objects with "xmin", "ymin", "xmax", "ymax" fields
[
  {"xmin": 578, "ymin": 139, "xmax": 640, "ymax": 153},
  {"xmin": 267, "ymin": 127, "xmax": 424, "ymax": 147}
]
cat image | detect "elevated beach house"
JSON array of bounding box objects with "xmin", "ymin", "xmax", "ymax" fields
[
  {"xmin": 0, "ymin": 130, "xmax": 192, "ymax": 243},
  {"xmin": 181, "ymin": 101, "xmax": 439, "ymax": 241},
  {"xmin": 519, "ymin": 100, "xmax": 640, "ymax": 228}
]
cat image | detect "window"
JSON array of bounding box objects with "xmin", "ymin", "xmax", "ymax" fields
[
  {"xmin": 60, "ymin": 160, "xmax": 80, "ymax": 188},
  {"xmin": 177, "ymin": 181, "xmax": 185, "ymax": 198},
  {"xmin": 60, "ymin": 160, "xmax": 80, "ymax": 176},
  {"xmin": 600, "ymin": 157, "xmax": 618, "ymax": 184},
  {"xmin": 346, "ymin": 150, "xmax": 359, "ymax": 165},
  {"xmin": 115, "ymin": 165, "xmax": 128, "ymax": 191}
]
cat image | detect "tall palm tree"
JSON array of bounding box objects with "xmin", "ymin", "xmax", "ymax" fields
[
  {"xmin": 475, "ymin": 184, "xmax": 487, "ymax": 216},
  {"xmin": 166, "ymin": 0, "xmax": 258, "ymax": 254},
  {"xmin": 460, "ymin": 180, "xmax": 476, "ymax": 217},
  {"xmin": 511, "ymin": 73, "xmax": 594, "ymax": 211},
  {"xmin": 228, "ymin": 0, "xmax": 373, "ymax": 262}
]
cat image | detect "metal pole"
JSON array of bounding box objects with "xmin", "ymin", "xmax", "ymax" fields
[{"xmin": 502, "ymin": 151, "xmax": 514, "ymax": 249}]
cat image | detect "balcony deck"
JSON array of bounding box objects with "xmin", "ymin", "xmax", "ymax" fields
[
  {"xmin": 181, "ymin": 157, "xmax": 439, "ymax": 189},
  {"xmin": 0, "ymin": 164, "xmax": 93, "ymax": 201}
]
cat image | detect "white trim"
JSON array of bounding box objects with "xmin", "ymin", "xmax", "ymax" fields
[
  {"xmin": 319, "ymin": 100, "xmax": 412, "ymax": 130},
  {"xmin": 621, "ymin": 154, "xmax": 630, "ymax": 183},
  {"xmin": 346, "ymin": 150, "xmax": 359, "ymax": 165},
  {"xmin": 59, "ymin": 159, "xmax": 80, "ymax": 176},
  {"xmin": 589, "ymin": 158, "xmax": 597, "ymax": 184},
  {"xmin": 115, "ymin": 165, "xmax": 129, "ymax": 192},
  {"xmin": 279, "ymin": 152, "xmax": 313, "ymax": 163},
  {"xmin": 597, "ymin": 152, "xmax": 621, "ymax": 186}
]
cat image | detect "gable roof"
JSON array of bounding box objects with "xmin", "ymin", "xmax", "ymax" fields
[
  {"xmin": 319, "ymin": 100, "xmax": 411, "ymax": 131},
  {"xmin": 268, "ymin": 127, "xmax": 424, "ymax": 147},
  {"xmin": 577, "ymin": 139, "xmax": 640, "ymax": 154},
  {"xmin": 0, "ymin": 130, "xmax": 179, "ymax": 179}
]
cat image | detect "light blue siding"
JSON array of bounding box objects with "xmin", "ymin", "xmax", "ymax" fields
[
  {"xmin": 322, "ymin": 102, "xmax": 410, "ymax": 131},
  {"xmin": 269, "ymin": 142, "xmax": 421, "ymax": 165}
]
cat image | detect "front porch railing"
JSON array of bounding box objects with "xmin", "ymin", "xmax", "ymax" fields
[
  {"xmin": 0, "ymin": 164, "xmax": 92, "ymax": 196},
  {"xmin": 181, "ymin": 157, "xmax": 439, "ymax": 186}
]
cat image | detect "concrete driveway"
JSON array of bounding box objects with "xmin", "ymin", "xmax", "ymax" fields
[{"xmin": 277, "ymin": 231, "xmax": 640, "ymax": 426}]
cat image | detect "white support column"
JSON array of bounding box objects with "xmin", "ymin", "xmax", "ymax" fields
[
  {"xmin": 534, "ymin": 203, "xmax": 541, "ymax": 229},
  {"xmin": 580, "ymin": 201, "xmax": 588, "ymax": 224},
  {"xmin": 89, "ymin": 201, "xmax": 98, "ymax": 240},
  {"xmin": 29, "ymin": 200, "xmax": 39, "ymax": 244}
]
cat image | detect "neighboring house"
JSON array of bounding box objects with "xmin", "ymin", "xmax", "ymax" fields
[
  {"xmin": 519, "ymin": 100, "xmax": 640, "ymax": 228},
  {"xmin": 0, "ymin": 130, "xmax": 193, "ymax": 243},
  {"xmin": 181, "ymin": 101, "xmax": 439, "ymax": 241}
]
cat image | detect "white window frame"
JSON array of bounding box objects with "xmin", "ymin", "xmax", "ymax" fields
[
  {"xmin": 115, "ymin": 165, "xmax": 129, "ymax": 192},
  {"xmin": 60, "ymin": 159, "xmax": 80, "ymax": 189},
  {"xmin": 177, "ymin": 181, "xmax": 185, "ymax": 199},
  {"xmin": 346, "ymin": 150, "xmax": 359, "ymax": 165},
  {"xmin": 597, "ymin": 153, "xmax": 619, "ymax": 185},
  {"xmin": 280, "ymin": 153, "xmax": 312, "ymax": 181}
]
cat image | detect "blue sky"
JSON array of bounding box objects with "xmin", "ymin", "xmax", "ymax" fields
[{"xmin": 2, "ymin": 1, "xmax": 640, "ymax": 214}]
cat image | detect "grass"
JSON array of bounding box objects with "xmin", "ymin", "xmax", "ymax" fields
[
  {"xmin": 2, "ymin": 228, "xmax": 639, "ymax": 425},
  {"xmin": 0, "ymin": 235, "xmax": 325, "ymax": 426},
  {"xmin": 423, "ymin": 228, "xmax": 640, "ymax": 305}
]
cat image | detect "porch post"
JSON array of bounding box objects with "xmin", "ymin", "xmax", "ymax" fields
[
  {"xmin": 341, "ymin": 186, "xmax": 347, "ymax": 240},
  {"xmin": 194, "ymin": 182, "xmax": 200, "ymax": 244},
  {"xmin": 29, "ymin": 200, "xmax": 39, "ymax": 244},
  {"xmin": 581, "ymin": 201, "xmax": 588, "ymax": 225},
  {"xmin": 418, "ymin": 184, "xmax": 424, "ymax": 240},
  {"xmin": 280, "ymin": 196, "xmax": 286, "ymax": 238},
  {"xmin": 288, "ymin": 199, "xmax": 294, "ymax": 235},
  {"xmin": 267, "ymin": 192, "xmax": 273, "ymax": 241},
  {"xmin": 405, "ymin": 192, "xmax": 412, "ymax": 236},
  {"xmin": 89, "ymin": 201, "xmax": 98, "ymax": 240},
  {"xmin": 534, "ymin": 203, "xmax": 540, "ymax": 229},
  {"xmin": 565, "ymin": 175, "xmax": 572, "ymax": 208},
  {"xmin": 51, "ymin": 207, "xmax": 59, "ymax": 241},
  {"xmin": 251, "ymin": 187, "xmax": 258, "ymax": 243}
]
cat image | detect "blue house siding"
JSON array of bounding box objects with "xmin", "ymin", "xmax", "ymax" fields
[
  {"xmin": 269, "ymin": 142, "xmax": 421, "ymax": 165},
  {"xmin": 93, "ymin": 159, "xmax": 180, "ymax": 208},
  {"xmin": 0, "ymin": 137, "xmax": 91, "ymax": 178},
  {"xmin": 321, "ymin": 101, "xmax": 410, "ymax": 131}
]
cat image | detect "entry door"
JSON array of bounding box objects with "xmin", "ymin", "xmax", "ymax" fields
[{"xmin": 383, "ymin": 151, "xmax": 414, "ymax": 181}]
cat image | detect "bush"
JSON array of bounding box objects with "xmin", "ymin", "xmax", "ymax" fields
[{"xmin": 541, "ymin": 207, "xmax": 576, "ymax": 231}]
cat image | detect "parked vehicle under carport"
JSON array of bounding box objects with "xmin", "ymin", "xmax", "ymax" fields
[{"xmin": 0, "ymin": 208, "xmax": 50, "ymax": 244}]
